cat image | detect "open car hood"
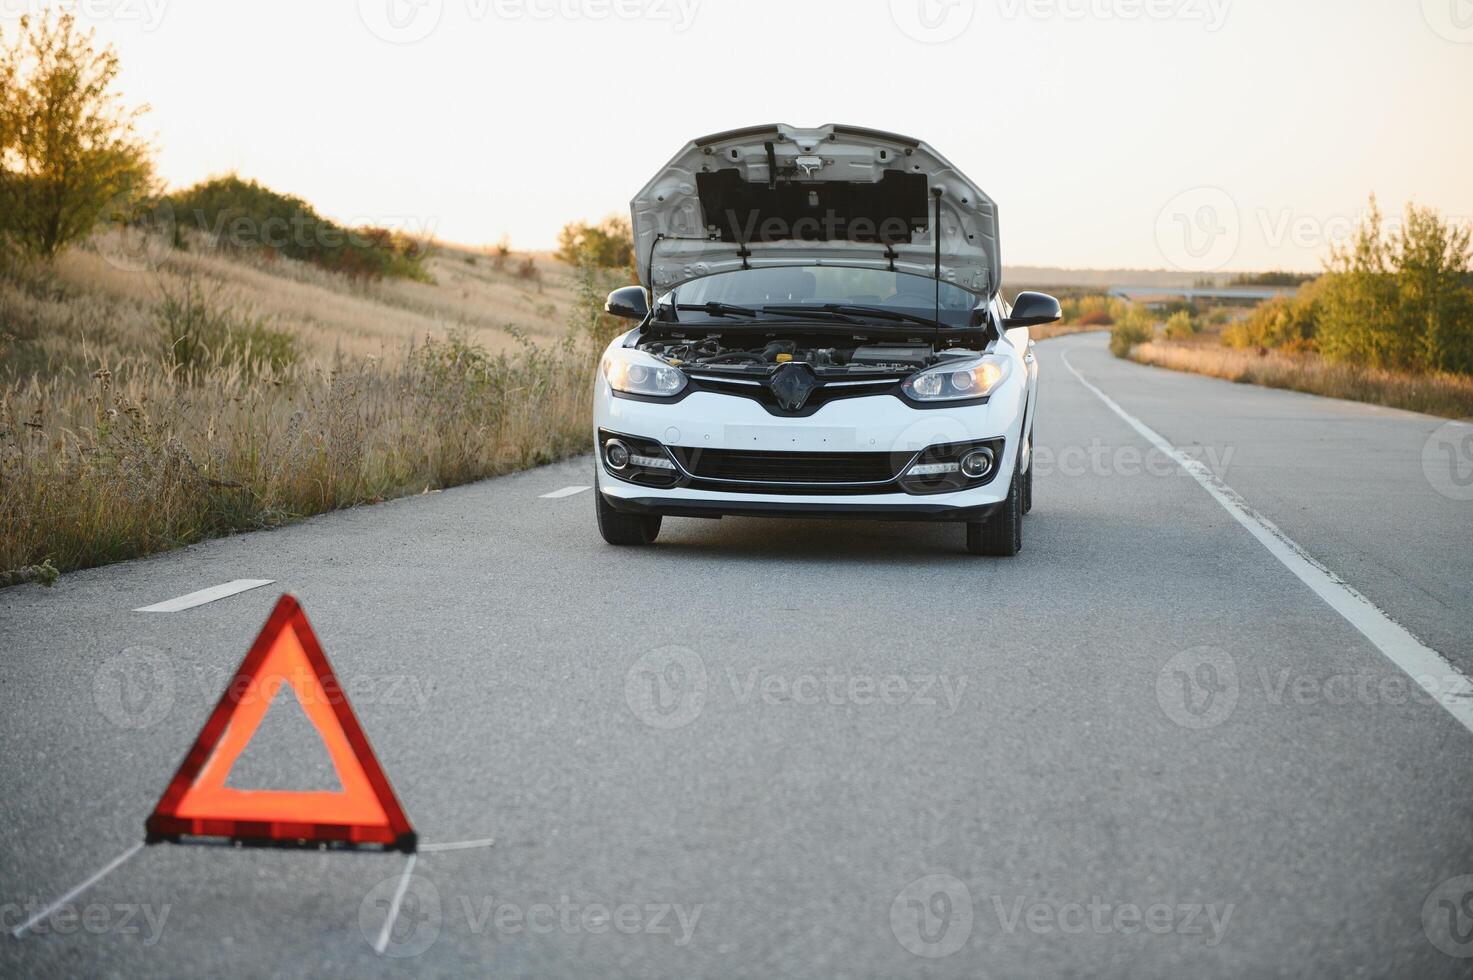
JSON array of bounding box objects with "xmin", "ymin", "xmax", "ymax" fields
[{"xmin": 631, "ymin": 123, "xmax": 1000, "ymax": 300}]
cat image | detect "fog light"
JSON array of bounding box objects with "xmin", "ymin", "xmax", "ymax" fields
[
  {"xmin": 959, "ymin": 448, "xmax": 994, "ymax": 479},
  {"xmin": 605, "ymin": 439, "xmax": 631, "ymax": 469}
]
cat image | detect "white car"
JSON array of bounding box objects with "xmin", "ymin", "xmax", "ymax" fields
[{"xmin": 592, "ymin": 124, "xmax": 1056, "ymax": 556}]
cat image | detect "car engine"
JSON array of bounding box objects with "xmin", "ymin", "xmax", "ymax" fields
[{"xmin": 636, "ymin": 337, "xmax": 966, "ymax": 374}]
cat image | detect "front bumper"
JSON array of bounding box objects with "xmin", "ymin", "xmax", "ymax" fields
[
  {"xmin": 600, "ymin": 488, "xmax": 1007, "ymax": 523},
  {"xmin": 594, "ymin": 383, "xmax": 1028, "ymax": 522}
]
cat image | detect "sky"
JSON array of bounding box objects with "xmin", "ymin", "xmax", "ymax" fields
[{"xmin": 12, "ymin": 0, "xmax": 1472, "ymax": 272}]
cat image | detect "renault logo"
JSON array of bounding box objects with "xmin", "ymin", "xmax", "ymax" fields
[{"xmin": 768, "ymin": 363, "xmax": 821, "ymax": 411}]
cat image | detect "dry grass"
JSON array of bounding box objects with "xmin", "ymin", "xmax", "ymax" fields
[
  {"xmin": 1130, "ymin": 340, "xmax": 1473, "ymax": 420},
  {"xmin": 0, "ymin": 229, "xmax": 603, "ymax": 581},
  {"xmin": 0, "ymin": 335, "xmax": 593, "ymax": 576},
  {"xmin": 3, "ymin": 229, "xmax": 581, "ymax": 376}
]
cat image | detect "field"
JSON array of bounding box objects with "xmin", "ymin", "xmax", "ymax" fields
[
  {"xmin": 1127, "ymin": 336, "xmax": 1473, "ymax": 420},
  {"xmin": 1, "ymin": 231, "xmax": 603, "ymax": 583},
  {"xmin": 3, "ymin": 229, "xmax": 582, "ymax": 374}
]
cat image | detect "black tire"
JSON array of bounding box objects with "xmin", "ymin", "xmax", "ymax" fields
[
  {"xmin": 595, "ymin": 479, "xmax": 661, "ymax": 546},
  {"xmin": 966, "ymin": 470, "xmax": 1022, "ymax": 556},
  {"xmin": 1021, "ymin": 455, "xmax": 1034, "ymax": 516}
]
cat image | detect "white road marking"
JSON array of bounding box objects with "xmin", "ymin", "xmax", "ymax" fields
[
  {"xmin": 373, "ymin": 853, "xmax": 418, "ymax": 955},
  {"xmin": 1061, "ymin": 347, "xmax": 1473, "ymax": 737},
  {"xmin": 420, "ymin": 837, "xmax": 495, "ymax": 853},
  {"xmin": 134, "ymin": 579, "xmax": 275, "ymax": 613},
  {"xmin": 11, "ymin": 842, "xmax": 144, "ymax": 938},
  {"xmin": 540, "ymin": 485, "xmax": 590, "ymax": 499}
]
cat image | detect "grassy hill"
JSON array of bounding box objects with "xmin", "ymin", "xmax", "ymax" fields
[{"xmin": 1, "ymin": 215, "xmax": 609, "ymax": 584}]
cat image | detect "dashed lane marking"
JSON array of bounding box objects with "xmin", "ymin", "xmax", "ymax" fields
[
  {"xmin": 540, "ymin": 486, "xmax": 591, "ymax": 499},
  {"xmin": 134, "ymin": 579, "xmax": 275, "ymax": 613}
]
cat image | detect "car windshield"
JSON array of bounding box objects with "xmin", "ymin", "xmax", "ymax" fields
[{"xmin": 659, "ymin": 267, "xmax": 982, "ymax": 328}]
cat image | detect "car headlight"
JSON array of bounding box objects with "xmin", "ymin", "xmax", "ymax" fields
[
  {"xmin": 901, "ymin": 355, "xmax": 1010, "ymax": 402},
  {"xmin": 602, "ymin": 348, "xmax": 687, "ymax": 397}
]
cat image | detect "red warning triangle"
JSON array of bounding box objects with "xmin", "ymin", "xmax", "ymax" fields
[{"xmin": 146, "ymin": 594, "xmax": 415, "ymax": 851}]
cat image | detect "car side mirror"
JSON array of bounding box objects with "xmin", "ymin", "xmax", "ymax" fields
[
  {"xmin": 605, "ymin": 285, "xmax": 649, "ymax": 320},
  {"xmin": 1005, "ymin": 291, "xmax": 1062, "ymax": 328}
]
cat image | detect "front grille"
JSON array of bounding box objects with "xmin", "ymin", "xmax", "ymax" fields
[{"xmin": 670, "ymin": 448, "xmax": 902, "ymax": 485}]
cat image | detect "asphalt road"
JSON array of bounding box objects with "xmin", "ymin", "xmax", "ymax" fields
[{"xmin": 3, "ymin": 332, "xmax": 1472, "ymax": 978}]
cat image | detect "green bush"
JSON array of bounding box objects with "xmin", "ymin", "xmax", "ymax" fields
[
  {"xmin": 1225, "ymin": 279, "xmax": 1322, "ymax": 352},
  {"xmin": 556, "ymin": 215, "xmax": 635, "ymax": 277},
  {"xmin": 1061, "ymin": 294, "xmax": 1129, "ymax": 326},
  {"xmin": 157, "ymin": 275, "xmax": 297, "ymax": 380},
  {"xmin": 1218, "ymin": 200, "xmax": 1473, "ymax": 376},
  {"xmin": 1164, "ymin": 310, "xmax": 1198, "ymax": 341},
  {"xmin": 1109, "ymin": 306, "xmax": 1155, "ymax": 357},
  {"xmin": 161, "ymin": 175, "xmax": 431, "ymax": 283}
]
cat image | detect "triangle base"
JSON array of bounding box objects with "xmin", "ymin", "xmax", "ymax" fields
[{"xmin": 146, "ymin": 819, "xmax": 416, "ymax": 853}]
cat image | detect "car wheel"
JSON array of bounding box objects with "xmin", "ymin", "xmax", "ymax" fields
[
  {"xmin": 966, "ymin": 470, "xmax": 1022, "ymax": 557},
  {"xmin": 595, "ymin": 477, "xmax": 661, "ymax": 546},
  {"xmin": 1021, "ymin": 454, "xmax": 1034, "ymax": 516}
]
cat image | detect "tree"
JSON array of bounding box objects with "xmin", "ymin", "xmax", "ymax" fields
[
  {"xmin": 0, "ymin": 12, "xmax": 155, "ymax": 259},
  {"xmin": 555, "ymin": 215, "xmax": 635, "ymax": 275},
  {"xmin": 1392, "ymin": 204, "xmax": 1473, "ymax": 375},
  {"xmin": 1316, "ymin": 197, "xmax": 1473, "ymax": 374},
  {"xmin": 1316, "ymin": 198, "xmax": 1410, "ymax": 369}
]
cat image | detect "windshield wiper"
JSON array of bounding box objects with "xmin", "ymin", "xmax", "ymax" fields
[
  {"xmin": 671, "ymin": 302, "xmax": 764, "ymax": 319},
  {"xmin": 671, "ymin": 303, "xmax": 863, "ymax": 325},
  {"xmin": 766, "ymin": 304, "xmax": 949, "ymax": 331}
]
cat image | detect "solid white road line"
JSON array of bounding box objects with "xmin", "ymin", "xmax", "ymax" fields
[
  {"xmin": 1061, "ymin": 346, "xmax": 1473, "ymax": 737},
  {"xmin": 373, "ymin": 853, "xmax": 418, "ymax": 955},
  {"xmin": 540, "ymin": 486, "xmax": 591, "ymax": 499},
  {"xmin": 420, "ymin": 837, "xmax": 496, "ymax": 853},
  {"xmin": 11, "ymin": 842, "xmax": 145, "ymax": 938},
  {"xmin": 134, "ymin": 579, "xmax": 275, "ymax": 613}
]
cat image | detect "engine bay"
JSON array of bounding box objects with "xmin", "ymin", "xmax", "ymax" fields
[{"xmin": 635, "ymin": 334, "xmax": 984, "ymax": 376}]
